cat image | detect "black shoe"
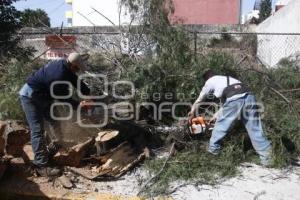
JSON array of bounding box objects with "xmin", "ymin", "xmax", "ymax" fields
[
  {"xmin": 35, "ymin": 166, "xmax": 62, "ymax": 177},
  {"xmin": 47, "ymin": 142, "xmax": 62, "ymax": 159}
]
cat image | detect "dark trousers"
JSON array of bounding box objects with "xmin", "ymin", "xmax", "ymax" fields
[{"xmin": 20, "ymin": 95, "xmax": 55, "ymax": 166}]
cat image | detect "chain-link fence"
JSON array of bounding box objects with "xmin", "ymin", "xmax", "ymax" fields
[
  {"xmin": 20, "ymin": 30, "xmax": 300, "ymax": 68},
  {"xmin": 189, "ymin": 31, "xmax": 300, "ymax": 67}
]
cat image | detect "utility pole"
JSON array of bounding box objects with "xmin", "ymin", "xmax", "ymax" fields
[{"xmin": 239, "ymin": 0, "xmax": 243, "ymax": 24}]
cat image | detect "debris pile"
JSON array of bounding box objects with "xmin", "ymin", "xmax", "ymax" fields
[
  {"xmin": 0, "ymin": 121, "xmax": 30, "ymax": 181},
  {"xmin": 0, "ymin": 119, "xmax": 156, "ymax": 191}
]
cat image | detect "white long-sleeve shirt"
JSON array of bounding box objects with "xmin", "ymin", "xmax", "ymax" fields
[{"xmin": 193, "ymin": 75, "xmax": 246, "ymax": 107}]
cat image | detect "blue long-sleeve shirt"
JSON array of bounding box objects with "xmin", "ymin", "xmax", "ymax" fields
[{"xmin": 21, "ymin": 59, "xmax": 90, "ymax": 108}]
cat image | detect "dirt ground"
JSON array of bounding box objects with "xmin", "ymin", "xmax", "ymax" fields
[{"xmin": 1, "ymin": 160, "xmax": 300, "ymax": 200}]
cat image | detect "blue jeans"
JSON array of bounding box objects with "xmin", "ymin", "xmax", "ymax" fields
[
  {"xmin": 20, "ymin": 95, "xmax": 54, "ymax": 167},
  {"xmin": 209, "ymin": 94, "xmax": 271, "ymax": 165}
]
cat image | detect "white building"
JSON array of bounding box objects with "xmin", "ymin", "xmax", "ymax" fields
[
  {"xmin": 276, "ymin": 0, "xmax": 292, "ymax": 5},
  {"xmin": 241, "ymin": 0, "xmax": 260, "ymax": 24},
  {"xmin": 65, "ymin": 0, "xmax": 131, "ymax": 27},
  {"xmin": 256, "ymin": 0, "xmax": 300, "ymax": 67}
]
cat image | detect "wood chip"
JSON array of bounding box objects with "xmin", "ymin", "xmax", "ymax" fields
[
  {"xmin": 57, "ymin": 175, "xmax": 73, "ymax": 189},
  {"xmin": 53, "ymin": 137, "xmax": 95, "ymax": 167}
]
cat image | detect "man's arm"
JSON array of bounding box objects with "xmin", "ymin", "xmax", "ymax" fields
[
  {"xmin": 190, "ymin": 91, "xmax": 205, "ymax": 116},
  {"xmin": 69, "ymin": 73, "xmax": 90, "ymax": 96},
  {"xmin": 209, "ymin": 107, "xmax": 222, "ymax": 124},
  {"xmin": 64, "ymin": 73, "xmax": 91, "ymax": 109},
  {"xmin": 188, "ymin": 82, "xmax": 211, "ymax": 120}
]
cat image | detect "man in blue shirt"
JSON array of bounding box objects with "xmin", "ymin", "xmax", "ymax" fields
[{"xmin": 19, "ymin": 53, "xmax": 91, "ymax": 176}]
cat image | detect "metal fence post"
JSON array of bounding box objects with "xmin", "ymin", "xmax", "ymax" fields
[{"xmin": 194, "ymin": 31, "xmax": 197, "ymax": 61}]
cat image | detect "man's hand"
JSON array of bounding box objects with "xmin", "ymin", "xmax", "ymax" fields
[
  {"xmin": 208, "ymin": 111, "xmax": 219, "ymax": 124},
  {"xmin": 80, "ymin": 100, "xmax": 94, "ymax": 109},
  {"xmin": 208, "ymin": 116, "xmax": 216, "ymax": 124},
  {"xmin": 188, "ymin": 111, "xmax": 195, "ymax": 123}
]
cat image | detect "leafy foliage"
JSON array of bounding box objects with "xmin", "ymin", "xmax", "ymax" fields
[
  {"xmin": 0, "ymin": 0, "xmax": 299, "ymax": 196},
  {"xmin": 121, "ymin": 0, "xmax": 191, "ymax": 110},
  {"xmin": 118, "ymin": 2, "xmax": 300, "ymax": 193},
  {"xmin": 144, "ymin": 133, "xmax": 246, "ymax": 196},
  {"xmin": 0, "ymin": 1, "xmax": 36, "ymax": 119},
  {"xmin": 0, "ymin": 59, "xmax": 45, "ymax": 120},
  {"xmin": 21, "ymin": 8, "xmax": 50, "ymax": 27},
  {"xmin": 0, "ymin": 0, "xmax": 33, "ymax": 64},
  {"xmin": 140, "ymin": 58, "xmax": 300, "ymax": 196},
  {"xmin": 259, "ymin": 0, "xmax": 272, "ymax": 23}
]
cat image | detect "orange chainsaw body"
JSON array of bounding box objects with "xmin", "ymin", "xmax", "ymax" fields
[{"xmin": 189, "ymin": 116, "xmax": 207, "ymax": 135}]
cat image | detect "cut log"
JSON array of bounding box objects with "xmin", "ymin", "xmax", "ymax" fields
[
  {"xmin": 4, "ymin": 121, "xmax": 30, "ymax": 146},
  {"xmin": 4, "ymin": 121, "xmax": 30, "ymax": 157},
  {"xmin": 57, "ymin": 175, "xmax": 73, "ymax": 189},
  {"xmin": 53, "ymin": 137, "xmax": 95, "ymax": 167},
  {"xmin": 95, "ymin": 130, "xmax": 119, "ymax": 156},
  {"xmin": 22, "ymin": 145, "xmax": 34, "ymax": 163},
  {"xmin": 8, "ymin": 157, "xmax": 26, "ymax": 172},
  {"xmin": 96, "ymin": 130, "xmax": 119, "ymax": 142},
  {"xmin": 94, "ymin": 141, "xmax": 148, "ymax": 178}
]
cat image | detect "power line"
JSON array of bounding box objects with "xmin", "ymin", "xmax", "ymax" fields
[{"xmin": 48, "ymin": 1, "xmax": 66, "ymax": 16}]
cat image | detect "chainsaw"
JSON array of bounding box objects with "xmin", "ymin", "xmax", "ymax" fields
[{"xmin": 188, "ymin": 116, "xmax": 214, "ymax": 135}]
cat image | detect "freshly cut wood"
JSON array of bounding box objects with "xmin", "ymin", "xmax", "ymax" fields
[
  {"xmin": 96, "ymin": 130, "xmax": 119, "ymax": 142},
  {"xmin": 94, "ymin": 141, "xmax": 148, "ymax": 178},
  {"xmin": 68, "ymin": 142, "xmax": 149, "ymax": 180},
  {"xmin": 95, "ymin": 130, "xmax": 120, "ymax": 156},
  {"xmin": 4, "ymin": 121, "xmax": 30, "ymax": 157},
  {"xmin": 57, "ymin": 175, "xmax": 73, "ymax": 189},
  {"xmin": 53, "ymin": 137, "xmax": 95, "ymax": 167},
  {"xmin": 4, "ymin": 121, "xmax": 30, "ymax": 146},
  {"xmin": 8, "ymin": 157, "xmax": 27, "ymax": 172},
  {"xmin": 67, "ymin": 166, "xmax": 99, "ymax": 180},
  {"xmin": 22, "ymin": 144, "xmax": 34, "ymax": 163}
]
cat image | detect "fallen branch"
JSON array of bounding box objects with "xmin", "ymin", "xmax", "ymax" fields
[
  {"xmin": 269, "ymin": 87, "xmax": 291, "ymax": 104},
  {"xmin": 279, "ymin": 88, "xmax": 300, "ymax": 93},
  {"xmin": 137, "ymin": 142, "xmax": 175, "ymax": 196},
  {"xmin": 269, "ymin": 87, "xmax": 300, "ymax": 121},
  {"xmin": 165, "ymin": 182, "xmax": 191, "ymax": 195}
]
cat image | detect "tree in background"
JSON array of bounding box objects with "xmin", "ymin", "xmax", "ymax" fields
[
  {"xmin": 0, "ymin": 0, "xmax": 33, "ymax": 63},
  {"xmin": 259, "ymin": 0, "xmax": 272, "ymax": 23},
  {"xmin": 0, "ymin": 0, "xmax": 21, "ymax": 61},
  {"xmin": 21, "ymin": 8, "xmax": 50, "ymax": 27},
  {"xmin": 0, "ymin": 1, "xmax": 35, "ymax": 120}
]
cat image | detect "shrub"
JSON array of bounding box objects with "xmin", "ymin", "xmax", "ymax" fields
[{"xmin": 0, "ymin": 59, "xmax": 45, "ymax": 120}]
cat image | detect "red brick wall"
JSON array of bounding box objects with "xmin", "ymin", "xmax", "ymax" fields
[{"xmin": 170, "ymin": 0, "xmax": 241, "ymax": 25}]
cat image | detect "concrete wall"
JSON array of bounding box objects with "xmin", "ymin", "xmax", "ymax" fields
[
  {"xmin": 256, "ymin": 0, "xmax": 300, "ymax": 67},
  {"xmin": 171, "ymin": 0, "xmax": 241, "ymax": 25},
  {"xmin": 21, "ymin": 25, "xmax": 247, "ymax": 59}
]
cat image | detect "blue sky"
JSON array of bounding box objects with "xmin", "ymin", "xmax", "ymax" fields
[
  {"xmin": 14, "ymin": 0, "xmax": 71, "ymax": 27},
  {"xmin": 14, "ymin": 0, "xmax": 278, "ymax": 27}
]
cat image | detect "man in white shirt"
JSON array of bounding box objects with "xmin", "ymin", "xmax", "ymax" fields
[{"xmin": 188, "ymin": 69, "xmax": 272, "ymax": 166}]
